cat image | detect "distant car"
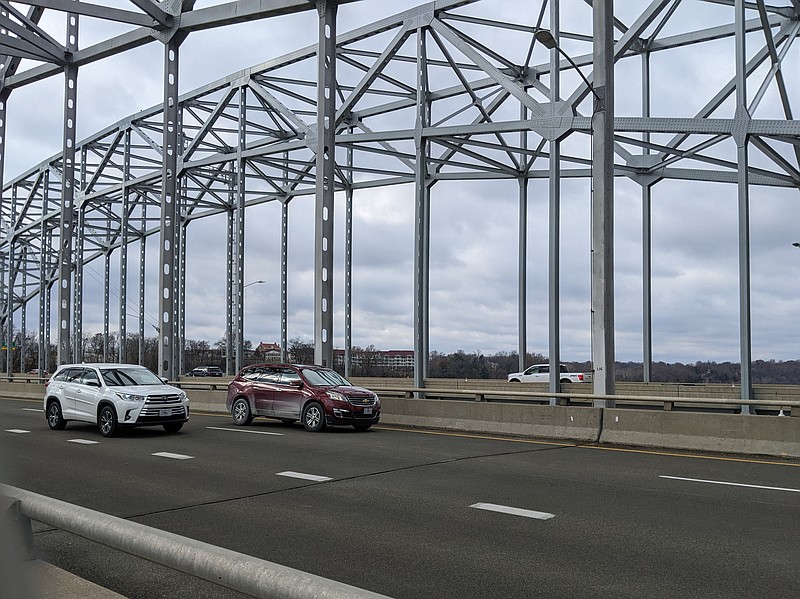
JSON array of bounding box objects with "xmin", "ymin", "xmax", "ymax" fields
[
  {"xmin": 43, "ymin": 363, "xmax": 189, "ymax": 437},
  {"xmin": 226, "ymin": 363, "xmax": 380, "ymax": 432},
  {"xmin": 186, "ymin": 366, "xmax": 224, "ymax": 377},
  {"xmin": 28, "ymin": 368, "xmax": 49, "ymax": 376},
  {"xmin": 507, "ymin": 363, "xmax": 592, "ymax": 384}
]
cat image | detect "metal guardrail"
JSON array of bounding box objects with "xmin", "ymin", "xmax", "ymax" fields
[
  {"xmin": 0, "ymin": 485, "xmax": 393, "ymax": 599},
  {"xmin": 372, "ymin": 387, "xmax": 800, "ymax": 415}
]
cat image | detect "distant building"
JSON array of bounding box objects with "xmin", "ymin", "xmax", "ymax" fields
[
  {"xmin": 255, "ymin": 342, "xmax": 282, "ymax": 362},
  {"xmin": 334, "ymin": 348, "xmax": 414, "ymax": 371}
]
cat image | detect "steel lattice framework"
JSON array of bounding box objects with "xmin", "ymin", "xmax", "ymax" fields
[{"xmin": 1, "ymin": 0, "xmax": 799, "ymax": 403}]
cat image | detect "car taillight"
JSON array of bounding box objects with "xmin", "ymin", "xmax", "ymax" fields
[{"xmin": 577, "ymin": 374, "xmax": 583, "ymax": 381}]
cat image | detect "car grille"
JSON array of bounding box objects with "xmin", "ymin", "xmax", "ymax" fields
[
  {"xmin": 144, "ymin": 394, "xmax": 184, "ymax": 405},
  {"xmin": 347, "ymin": 395, "xmax": 376, "ymax": 406},
  {"xmin": 139, "ymin": 394, "xmax": 186, "ymax": 419}
]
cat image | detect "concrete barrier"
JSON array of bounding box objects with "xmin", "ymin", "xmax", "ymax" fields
[
  {"xmin": 4, "ymin": 381, "xmax": 800, "ymax": 457},
  {"xmin": 379, "ymin": 397, "xmax": 602, "ymax": 442},
  {"xmin": 600, "ymin": 408, "xmax": 800, "ymax": 458}
]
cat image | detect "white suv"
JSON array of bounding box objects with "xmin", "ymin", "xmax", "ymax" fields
[{"xmin": 44, "ymin": 363, "xmax": 189, "ymax": 437}]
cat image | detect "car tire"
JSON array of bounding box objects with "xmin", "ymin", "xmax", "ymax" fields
[
  {"xmin": 353, "ymin": 424, "xmax": 372, "ymax": 431},
  {"xmin": 231, "ymin": 398, "xmax": 253, "ymax": 426},
  {"xmin": 302, "ymin": 402, "xmax": 326, "ymax": 432},
  {"xmin": 163, "ymin": 422, "xmax": 184, "ymax": 433},
  {"xmin": 46, "ymin": 400, "xmax": 67, "ymax": 430},
  {"xmin": 560, "ymin": 378, "xmax": 571, "ymax": 384},
  {"xmin": 98, "ymin": 405, "xmax": 117, "ymax": 438},
  {"xmin": 280, "ymin": 419, "xmax": 297, "ymax": 425},
  {"xmin": 509, "ymin": 379, "xmax": 521, "ymax": 383}
]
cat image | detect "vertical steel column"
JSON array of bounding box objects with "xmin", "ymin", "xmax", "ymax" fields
[
  {"xmin": 734, "ymin": 0, "xmax": 753, "ymax": 408},
  {"xmin": 57, "ymin": 9, "xmax": 79, "ymax": 366},
  {"xmin": 233, "ymin": 86, "xmax": 247, "ymax": 374},
  {"xmin": 591, "ymin": 0, "xmax": 616, "ymax": 404},
  {"xmin": 20, "ymin": 254, "xmax": 26, "ymax": 372},
  {"xmin": 72, "ymin": 209, "xmax": 84, "ymax": 361},
  {"xmin": 103, "ymin": 251, "xmax": 111, "ymax": 361},
  {"xmin": 280, "ymin": 197, "xmax": 289, "ymax": 363},
  {"xmin": 178, "ymin": 220, "xmax": 187, "ymax": 375},
  {"xmin": 0, "ymin": 88, "xmax": 7, "ymax": 375},
  {"xmin": 517, "ymin": 105, "xmax": 528, "ymax": 373},
  {"xmin": 4, "ymin": 186, "xmax": 14, "ymax": 377},
  {"xmin": 157, "ymin": 35, "xmax": 183, "ymax": 380},
  {"xmin": 0, "ymin": 89, "xmax": 7, "ymax": 203},
  {"xmin": 119, "ymin": 131, "xmax": 130, "ymax": 363},
  {"xmin": 547, "ymin": 4, "xmax": 562, "ymax": 404},
  {"xmin": 413, "ymin": 27, "xmax": 431, "ymax": 389},
  {"xmin": 314, "ymin": 0, "xmax": 337, "ymax": 368},
  {"xmin": 642, "ymin": 51, "xmax": 653, "ymax": 383},
  {"xmin": 344, "ymin": 135, "xmax": 353, "ymax": 377},
  {"xmin": 138, "ymin": 213, "xmax": 146, "ymax": 365},
  {"xmin": 225, "ymin": 180, "xmax": 234, "ymax": 375},
  {"xmin": 38, "ymin": 175, "xmax": 48, "ymax": 373}
]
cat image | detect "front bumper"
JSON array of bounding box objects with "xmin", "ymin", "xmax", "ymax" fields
[{"xmin": 327, "ymin": 405, "xmax": 381, "ymax": 425}]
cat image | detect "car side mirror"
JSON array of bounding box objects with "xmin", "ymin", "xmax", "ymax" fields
[
  {"xmin": 290, "ymin": 380, "xmax": 303, "ymax": 388},
  {"xmin": 87, "ymin": 380, "xmax": 100, "ymax": 387}
]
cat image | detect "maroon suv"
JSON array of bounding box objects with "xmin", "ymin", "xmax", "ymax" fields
[{"xmin": 226, "ymin": 363, "xmax": 381, "ymax": 432}]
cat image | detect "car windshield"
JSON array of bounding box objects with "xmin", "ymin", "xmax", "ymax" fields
[
  {"xmin": 101, "ymin": 367, "xmax": 164, "ymax": 387},
  {"xmin": 301, "ymin": 368, "xmax": 351, "ymax": 387}
]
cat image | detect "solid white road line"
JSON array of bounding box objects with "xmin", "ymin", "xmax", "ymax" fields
[
  {"xmin": 277, "ymin": 471, "xmax": 332, "ymax": 482},
  {"xmin": 5, "ymin": 429, "xmax": 30, "ymax": 434},
  {"xmin": 68, "ymin": 439, "xmax": 100, "ymax": 445},
  {"xmin": 470, "ymin": 503, "xmax": 555, "ymax": 520},
  {"xmin": 152, "ymin": 452, "xmax": 194, "ymax": 460},
  {"xmin": 660, "ymin": 475, "xmax": 800, "ymax": 493},
  {"xmin": 206, "ymin": 426, "xmax": 283, "ymax": 436}
]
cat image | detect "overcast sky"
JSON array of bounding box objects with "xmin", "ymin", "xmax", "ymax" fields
[{"xmin": 3, "ymin": 0, "xmax": 800, "ymax": 364}]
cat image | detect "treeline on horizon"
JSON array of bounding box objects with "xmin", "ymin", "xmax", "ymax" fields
[{"xmin": 5, "ymin": 330, "xmax": 799, "ymax": 385}]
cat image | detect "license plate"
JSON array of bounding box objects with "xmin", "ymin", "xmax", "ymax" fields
[
  {"xmin": 160, "ymin": 409, "xmax": 172, "ymax": 417},
  {"xmin": 364, "ymin": 407, "xmax": 372, "ymax": 415}
]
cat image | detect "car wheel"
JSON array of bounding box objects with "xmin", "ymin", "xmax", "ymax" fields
[
  {"xmin": 560, "ymin": 378, "xmax": 571, "ymax": 384},
  {"xmin": 302, "ymin": 402, "xmax": 326, "ymax": 432},
  {"xmin": 509, "ymin": 379, "xmax": 521, "ymax": 383},
  {"xmin": 231, "ymin": 398, "xmax": 253, "ymax": 426},
  {"xmin": 280, "ymin": 419, "xmax": 297, "ymax": 425},
  {"xmin": 46, "ymin": 400, "xmax": 67, "ymax": 430},
  {"xmin": 353, "ymin": 424, "xmax": 372, "ymax": 431},
  {"xmin": 163, "ymin": 422, "xmax": 184, "ymax": 433},
  {"xmin": 98, "ymin": 405, "xmax": 117, "ymax": 438}
]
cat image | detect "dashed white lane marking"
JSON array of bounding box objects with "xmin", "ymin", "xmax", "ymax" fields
[
  {"xmin": 660, "ymin": 475, "xmax": 800, "ymax": 493},
  {"xmin": 6, "ymin": 429, "xmax": 30, "ymax": 434},
  {"xmin": 22, "ymin": 408, "xmax": 42, "ymax": 413},
  {"xmin": 68, "ymin": 439, "xmax": 100, "ymax": 445},
  {"xmin": 277, "ymin": 471, "xmax": 332, "ymax": 483},
  {"xmin": 152, "ymin": 452, "xmax": 194, "ymax": 460},
  {"xmin": 470, "ymin": 503, "xmax": 555, "ymax": 521},
  {"xmin": 206, "ymin": 426, "xmax": 283, "ymax": 436}
]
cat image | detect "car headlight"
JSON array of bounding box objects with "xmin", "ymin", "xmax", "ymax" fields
[
  {"xmin": 178, "ymin": 391, "xmax": 187, "ymax": 401},
  {"xmin": 327, "ymin": 391, "xmax": 348, "ymax": 403},
  {"xmin": 116, "ymin": 392, "xmax": 145, "ymax": 402}
]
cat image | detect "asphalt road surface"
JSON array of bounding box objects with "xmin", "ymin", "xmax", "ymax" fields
[{"xmin": 2, "ymin": 398, "xmax": 799, "ymax": 599}]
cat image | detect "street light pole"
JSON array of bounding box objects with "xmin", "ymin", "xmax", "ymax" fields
[{"xmin": 535, "ymin": 8, "xmax": 616, "ymax": 405}]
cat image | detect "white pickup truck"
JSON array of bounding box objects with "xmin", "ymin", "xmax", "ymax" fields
[{"xmin": 507, "ymin": 363, "xmax": 592, "ymax": 384}]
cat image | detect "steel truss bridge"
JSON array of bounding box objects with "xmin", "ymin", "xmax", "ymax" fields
[{"xmin": 1, "ymin": 0, "xmax": 799, "ymax": 404}]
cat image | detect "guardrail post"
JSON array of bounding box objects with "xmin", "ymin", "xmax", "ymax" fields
[
  {"xmin": 663, "ymin": 401, "xmax": 674, "ymax": 411},
  {"xmin": 2, "ymin": 497, "xmax": 36, "ymax": 561},
  {"xmin": 474, "ymin": 393, "xmax": 484, "ymax": 402}
]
